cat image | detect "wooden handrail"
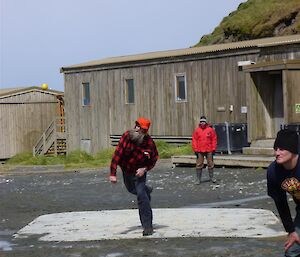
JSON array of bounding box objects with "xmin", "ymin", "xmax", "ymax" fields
[{"xmin": 33, "ymin": 117, "xmax": 66, "ymax": 156}]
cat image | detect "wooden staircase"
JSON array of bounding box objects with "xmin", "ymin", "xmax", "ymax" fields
[{"xmin": 33, "ymin": 117, "xmax": 66, "ymax": 156}]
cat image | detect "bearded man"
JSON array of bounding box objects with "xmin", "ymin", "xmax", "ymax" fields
[{"xmin": 109, "ymin": 117, "xmax": 158, "ymax": 236}]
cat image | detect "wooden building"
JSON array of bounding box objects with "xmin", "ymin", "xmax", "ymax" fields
[
  {"xmin": 61, "ymin": 35, "xmax": 300, "ymax": 155},
  {"xmin": 0, "ymin": 87, "xmax": 64, "ymax": 159}
]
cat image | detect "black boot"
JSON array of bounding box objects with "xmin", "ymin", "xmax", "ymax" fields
[
  {"xmin": 195, "ymin": 168, "xmax": 202, "ymax": 185},
  {"xmin": 209, "ymin": 169, "xmax": 216, "ymax": 183},
  {"xmin": 143, "ymin": 227, "xmax": 153, "ymax": 236}
]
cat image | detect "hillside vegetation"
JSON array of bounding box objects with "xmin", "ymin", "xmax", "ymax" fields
[{"xmin": 195, "ymin": 0, "xmax": 300, "ymax": 46}]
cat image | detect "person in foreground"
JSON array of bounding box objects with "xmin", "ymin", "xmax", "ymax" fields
[
  {"xmin": 267, "ymin": 129, "xmax": 300, "ymax": 257},
  {"xmin": 109, "ymin": 117, "xmax": 158, "ymax": 236},
  {"xmin": 192, "ymin": 115, "xmax": 217, "ymax": 184}
]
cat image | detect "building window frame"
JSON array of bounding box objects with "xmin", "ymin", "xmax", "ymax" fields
[
  {"xmin": 82, "ymin": 82, "xmax": 91, "ymax": 106},
  {"xmin": 125, "ymin": 78, "xmax": 135, "ymax": 104},
  {"xmin": 174, "ymin": 73, "xmax": 187, "ymax": 102}
]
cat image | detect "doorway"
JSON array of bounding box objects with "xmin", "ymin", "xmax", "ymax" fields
[
  {"xmin": 272, "ymin": 72, "xmax": 284, "ymax": 134},
  {"xmin": 250, "ymin": 71, "xmax": 283, "ymax": 139}
]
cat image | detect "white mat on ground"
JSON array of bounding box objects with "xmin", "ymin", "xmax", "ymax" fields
[{"xmin": 14, "ymin": 208, "xmax": 286, "ymax": 241}]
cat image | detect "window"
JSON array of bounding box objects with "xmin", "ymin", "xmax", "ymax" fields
[
  {"xmin": 82, "ymin": 83, "xmax": 90, "ymax": 106},
  {"xmin": 125, "ymin": 79, "xmax": 135, "ymax": 104},
  {"xmin": 175, "ymin": 74, "xmax": 187, "ymax": 102}
]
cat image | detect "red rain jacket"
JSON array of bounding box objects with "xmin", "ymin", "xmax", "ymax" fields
[{"xmin": 192, "ymin": 125, "xmax": 217, "ymax": 153}]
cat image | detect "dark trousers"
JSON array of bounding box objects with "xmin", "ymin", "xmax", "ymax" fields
[{"xmin": 122, "ymin": 172, "xmax": 153, "ymax": 229}]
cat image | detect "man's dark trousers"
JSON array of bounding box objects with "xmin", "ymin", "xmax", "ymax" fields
[{"xmin": 122, "ymin": 172, "xmax": 152, "ymax": 229}]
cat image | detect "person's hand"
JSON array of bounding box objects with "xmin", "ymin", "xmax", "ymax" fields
[
  {"xmin": 285, "ymin": 231, "xmax": 300, "ymax": 251},
  {"xmin": 136, "ymin": 168, "xmax": 147, "ymax": 177},
  {"xmin": 109, "ymin": 175, "xmax": 117, "ymax": 183}
]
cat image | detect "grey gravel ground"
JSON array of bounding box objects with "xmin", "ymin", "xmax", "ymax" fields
[{"xmin": 0, "ymin": 159, "xmax": 291, "ymax": 256}]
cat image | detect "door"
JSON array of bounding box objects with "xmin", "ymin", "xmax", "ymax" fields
[{"xmin": 272, "ymin": 73, "xmax": 283, "ymax": 134}]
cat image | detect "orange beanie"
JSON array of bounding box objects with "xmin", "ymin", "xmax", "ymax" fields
[{"xmin": 136, "ymin": 117, "xmax": 151, "ymax": 131}]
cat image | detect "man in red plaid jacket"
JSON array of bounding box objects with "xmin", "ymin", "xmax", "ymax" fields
[{"xmin": 110, "ymin": 117, "xmax": 158, "ymax": 236}]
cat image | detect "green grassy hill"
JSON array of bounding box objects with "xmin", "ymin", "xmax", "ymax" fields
[{"xmin": 195, "ymin": 0, "xmax": 300, "ymax": 46}]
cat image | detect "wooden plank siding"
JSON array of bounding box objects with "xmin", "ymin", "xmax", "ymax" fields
[
  {"xmin": 286, "ymin": 70, "xmax": 300, "ymax": 123},
  {"xmin": 0, "ymin": 89, "xmax": 62, "ymax": 159},
  {"xmin": 65, "ymin": 53, "xmax": 239, "ymax": 153},
  {"xmin": 63, "ymin": 38, "xmax": 300, "ymax": 154}
]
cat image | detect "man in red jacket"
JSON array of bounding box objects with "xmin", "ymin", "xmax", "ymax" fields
[
  {"xmin": 110, "ymin": 117, "xmax": 158, "ymax": 236},
  {"xmin": 192, "ymin": 116, "xmax": 217, "ymax": 184}
]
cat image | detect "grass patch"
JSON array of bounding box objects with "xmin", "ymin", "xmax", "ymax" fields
[
  {"xmin": 155, "ymin": 140, "xmax": 193, "ymax": 158},
  {"xmin": 6, "ymin": 152, "xmax": 65, "ymax": 166},
  {"xmin": 3, "ymin": 141, "xmax": 193, "ymax": 170}
]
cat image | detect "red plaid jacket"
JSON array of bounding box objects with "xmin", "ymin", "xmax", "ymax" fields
[{"xmin": 110, "ymin": 130, "xmax": 158, "ymax": 176}]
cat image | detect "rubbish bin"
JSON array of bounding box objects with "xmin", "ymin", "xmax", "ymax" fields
[
  {"xmin": 212, "ymin": 122, "xmax": 249, "ymax": 154},
  {"xmin": 228, "ymin": 123, "xmax": 249, "ymax": 152},
  {"xmin": 212, "ymin": 123, "xmax": 228, "ymax": 153}
]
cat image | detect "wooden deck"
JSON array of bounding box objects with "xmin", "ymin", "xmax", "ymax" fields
[{"xmin": 171, "ymin": 154, "xmax": 275, "ymax": 168}]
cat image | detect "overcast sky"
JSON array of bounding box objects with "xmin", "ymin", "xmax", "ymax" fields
[{"xmin": 1, "ymin": 0, "xmax": 246, "ymax": 92}]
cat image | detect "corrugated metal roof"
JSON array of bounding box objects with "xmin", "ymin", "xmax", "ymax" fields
[
  {"xmin": 0, "ymin": 87, "xmax": 24, "ymax": 95},
  {"xmin": 61, "ymin": 35, "xmax": 300, "ymax": 71},
  {"xmin": 0, "ymin": 86, "xmax": 64, "ymax": 98}
]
